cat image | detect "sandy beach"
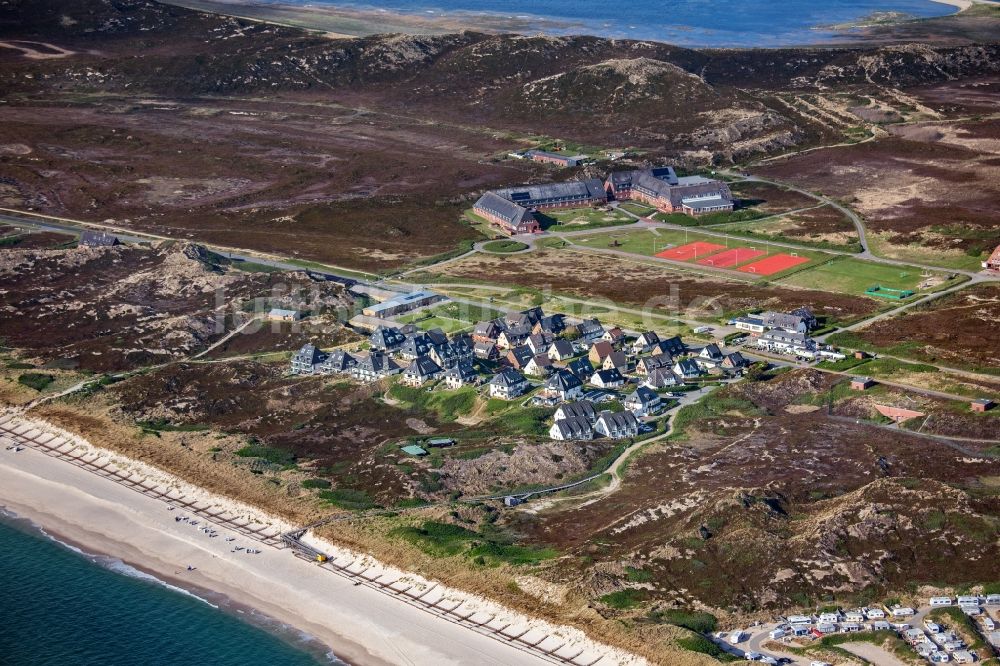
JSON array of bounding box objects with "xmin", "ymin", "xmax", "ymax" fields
[{"xmin": 0, "ymin": 415, "xmax": 644, "ymax": 666}]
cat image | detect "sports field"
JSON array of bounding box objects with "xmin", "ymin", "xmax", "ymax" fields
[
  {"xmin": 775, "ymin": 257, "xmax": 941, "ymax": 295},
  {"xmin": 655, "ymin": 241, "xmax": 726, "ymax": 261},
  {"xmin": 737, "ymin": 253, "xmax": 810, "ymax": 276},
  {"xmin": 696, "ymin": 247, "xmax": 765, "ymax": 268}
]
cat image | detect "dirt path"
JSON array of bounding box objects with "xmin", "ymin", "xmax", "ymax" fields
[{"xmin": 839, "ymin": 641, "xmax": 908, "ymax": 666}]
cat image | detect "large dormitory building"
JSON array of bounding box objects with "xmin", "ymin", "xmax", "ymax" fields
[{"xmin": 473, "ymin": 166, "xmax": 733, "ymax": 235}]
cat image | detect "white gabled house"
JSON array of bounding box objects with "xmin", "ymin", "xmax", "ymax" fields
[
  {"xmin": 673, "ymin": 358, "xmax": 702, "ymax": 379},
  {"xmin": 594, "ymin": 410, "xmax": 640, "ymax": 439},
  {"xmin": 554, "ymin": 400, "xmax": 598, "ymax": 424},
  {"xmin": 351, "ymin": 351, "xmax": 402, "ymax": 383},
  {"xmin": 549, "ymin": 416, "xmax": 594, "ymax": 441},
  {"xmin": 590, "ymin": 368, "xmax": 625, "ymax": 388},
  {"xmin": 489, "ymin": 368, "xmax": 529, "ymax": 399},
  {"xmin": 624, "ymin": 386, "xmax": 661, "ymax": 416},
  {"xmin": 442, "ymin": 361, "xmax": 477, "ymax": 389},
  {"xmin": 547, "ymin": 339, "xmax": 575, "ymax": 362},
  {"xmin": 632, "ymin": 331, "xmax": 661, "ymax": 354},
  {"xmin": 544, "ymin": 369, "xmax": 584, "ymax": 402},
  {"xmin": 403, "ymin": 356, "xmax": 442, "ymax": 386}
]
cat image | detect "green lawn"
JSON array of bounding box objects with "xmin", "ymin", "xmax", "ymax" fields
[
  {"xmin": 538, "ymin": 206, "xmax": 636, "ymax": 231},
  {"xmin": 618, "ymin": 202, "xmax": 656, "ymax": 216},
  {"xmin": 652, "ymin": 208, "xmax": 767, "ymax": 227},
  {"xmin": 396, "ymin": 301, "xmax": 505, "ymax": 333},
  {"xmin": 482, "ymin": 239, "xmax": 528, "ymax": 253},
  {"xmin": 776, "ymin": 256, "xmax": 951, "ymax": 296}
]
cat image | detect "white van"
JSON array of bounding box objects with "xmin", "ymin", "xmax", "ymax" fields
[
  {"xmin": 729, "ymin": 630, "xmax": 747, "ymax": 645},
  {"xmin": 769, "ymin": 628, "xmax": 786, "ymax": 640}
]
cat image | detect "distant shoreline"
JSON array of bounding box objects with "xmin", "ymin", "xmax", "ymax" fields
[{"xmin": 160, "ymin": 0, "xmax": 969, "ymax": 46}]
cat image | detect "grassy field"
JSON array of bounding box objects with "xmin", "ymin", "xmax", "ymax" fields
[
  {"xmin": 569, "ymin": 227, "xmax": 829, "ymax": 278},
  {"xmin": 482, "ymin": 239, "xmax": 528, "ymax": 253},
  {"xmin": 713, "ymin": 213, "xmax": 861, "ymax": 252},
  {"xmin": 651, "ymin": 208, "xmax": 766, "ymax": 227},
  {"xmin": 867, "ymin": 232, "xmax": 988, "ymax": 272},
  {"xmin": 538, "ymin": 206, "xmax": 636, "ymax": 231},
  {"xmin": 397, "ymin": 301, "xmax": 506, "ymax": 333},
  {"xmin": 776, "ymin": 256, "xmax": 950, "ymax": 296},
  {"xmin": 618, "ymin": 202, "xmax": 656, "ymax": 216}
]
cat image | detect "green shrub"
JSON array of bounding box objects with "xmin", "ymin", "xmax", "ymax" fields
[
  {"xmin": 649, "ymin": 608, "xmax": 718, "ymax": 634},
  {"xmin": 234, "ymin": 444, "xmax": 296, "ymax": 467},
  {"xmin": 600, "ymin": 589, "xmax": 647, "ymax": 609},
  {"xmin": 676, "ymin": 634, "xmax": 739, "ymax": 661},
  {"xmin": 17, "ymin": 373, "xmax": 54, "ymax": 391},
  {"xmin": 301, "ymin": 478, "xmax": 332, "ymax": 489},
  {"xmin": 318, "ymin": 488, "xmax": 376, "ymax": 510}
]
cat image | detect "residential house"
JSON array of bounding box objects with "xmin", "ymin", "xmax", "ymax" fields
[
  {"xmin": 319, "ymin": 349, "xmax": 356, "ymax": 374},
  {"xmin": 489, "ymin": 369, "xmax": 529, "ymax": 399},
  {"xmin": 632, "ymin": 331, "xmax": 661, "ymax": 354},
  {"xmin": 602, "ymin": 351, "xmax": 629, "ymax": 374},
  {"xmin": 790, "ymin": 306, "xmax": 817, "ymax": 330},
  {"xmin": 506, "ymin": 345, "xmax": 534, "ymax": 370},
  {"xmin": 590, "ymin": 368, "xmax": 625, "ymax": 388},
  {"xmin": 443, "ymin": 361, "xmax": 477, "ymax": 389},
  {"xmin": 351, "ymin": 351, "xmax": 402, "ymax": 382},
  {"xmin": 624, "ymin": 386, "xmax": 661, "ymax": 416},
  {"xmin": 588, "ymin": 340, "xmax": 615, "ymax": 365},
  {"xmin": 403, "ymin": 357, "xmax": 442, "ymax": 386},
  {"xmin": 497, "ymin": 326, "xmax": 531, "ymax": 350},
  {"xmin": 524, "ymin": 354, "xmax": 554, "ymax": 377},
  {"xmin": 637, "ymin": 352, "xmax": 673, "ymax": 376},
  {"xmin": 544, "ymin": 369, "xmax": 584, "ymax": 402},
  {"xmin": 721, "ymin": 352, "xmax": 749, "ymax": 372},
  {"xmin": 290, "ymin": 343, "xmax": 326, "ymax": 374},
  {"xmin": 699, "ymin": 343, "xmax": 724, "ymax": 363},
  {"xmin": 473, "ymin": 319, "xmax": 503, "ymax": 344},
  {"xmin": 566, "ymin": 357, "xmax": 594, "ymax": 380},
  {"xmin": 398, "ymin": 333, "xmax": 433, "ymax": 361},
  {"xmin": 506, "ymin": 307, "xmax": 544, "ymax": 329},
  {"xmin": 474, "ymin": 341, "xmax": 499, "ymax": 361},
  {"xmin": 644, "ymin": 367, "xmax": 682, "ymax": 389},
  {"xmin": 594, "ymin": 410, "xmax": 640, "ymax": 439},
  {"xmin": 575, "ymin": 318, "xmax": 605, "ymax": 342},
  {"xmin": 533, "ymin": 314, "xmax": 566, "ymax": 336},
  {"xmin": 425, "ymin": 328, "xmax": 449, "ymax": 348},
  {"xmin": 554, "ymin": 400, "xmax": 597, "ymax": 424},
  {"xmin": 429, "ymin": 342, "xmax": 472, "ymax": 369},
  {"xmin": 656, "ymin": 335, "xmax": 686, "ymax": 356},
  {"xmin": 547, "ymin": 339, "xmax": 575, "ymax": 362},
  {"xmin": 369, "ymin": 326, "xmax": 406, "ymax": 352},
  {"xmin": 549, "ymin": 416, "xmax": 594, "ymax": 441},
  {"xmin": 673, "ymin": 358, "xmax": 702, "ymax": 379},
  {"xmin": 527, "ymin": 332, "xmax": 553, "ymax": 355},
  {"xmin": 602, "ymin": 327, "xmax": 625, "ymax": 345}
]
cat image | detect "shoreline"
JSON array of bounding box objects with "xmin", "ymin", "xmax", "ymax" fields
[
  {"xmin": 0, "ymin": 506, "xmax": 347, "ymax": 665},
  {"xmin": 160, "ymin": 0, "xmax": 970, "ymax": 46},
  {"xmin": 0, "ymin": 414, "xmax": 644, "ymax": 666}
]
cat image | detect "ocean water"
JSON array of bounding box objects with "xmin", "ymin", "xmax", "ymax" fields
[
  {"xmin": 306, "ymin": 0, "xmax": 956, "ymax": 46},
  {"xmin": 0, "ymin": 509, "xmax": 344, "ymax": 666}
]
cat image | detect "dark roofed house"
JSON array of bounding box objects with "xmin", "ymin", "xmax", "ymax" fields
[
  {"xmin": 79, "ymin": 230, "xmax": 121, "ymax": 247},
  {"xmin": 524, "ymin": 353, "xmax": 554, "ymax": 377},
  {"xmin": 544, "ymin": 369, "xmax": 583, "ymax": 401},
  {"xmin": 624, "ymin": 386, "xmax": 662, "ymax": 416},
  {"xmin": 633, "ymin": 331, "xmax": 661, "ymax": 353},
  {"xmin": 533, "ymin": 314, "xmax": 566, "ymax": 336},
  {"xmin": 425, "ymin": 328, "xmax": 449, "ymax": 348},
  {"xmin": 547, "ymin": 338, "xmax": 575, "ymax": 362},
  {"xmin": 320, "ymin": 349, "xmax": 356, "ymax": 374},
  {"xmin": 351, "ymin": 351, "xmax": 402, "ymax": 382},
  {"xmin": 443, "ymin": 361, "xmax": 477, "ymax": 389},
  {"xmin": 673, "ymin": 358, "xmax": 702, "ymax": 378},
  {"xmin": 473, "ymin": 192, "xmax": 540, "ymax": 235},
  {"xmin": 403, "ymin": 356, "xmax": 442, "ymax": 386},
  {"xmin": 473, "ymin": 319, "xmax": 504, "ymax": 343},
  {"xmin": 590, "ymin": 368, "xmax": 625, "ymax": 388},
  {"xmin": 595, "ymin": 410, "xmax": 640, "ymax": 439},
  {"xmin": 527, "ymin": 332, "xmax": 553, "ymax": 355},
  {"xmin": 567, "ymin": 357, "xmax": 594, "ymax": 380},
  {"xmin": 549, "ymin": 416, "xmax": 594, "ymax": 441},
  {"xmin": 644, "ymin": 366, "xmax": 681, "ymax": 389},
  {"xmin": 489, "ymin": 368, "xmax": 529, "ymax": 399},
  {"xmin": 399, "ymin": 333, "xmax": 433, "ymax": 361},
  {"xmin": 602, "ymin": 350, "xmax": 629, "ymax": 373},
  {"xmin": 474, "ymin": 341, "xmax": 499, "ymax": 361},
  {"xmin": 575, "ymin": 318, "xmax": 605, "ymax": 341},
  {"xmin": 370, "ymin": 326, "xmax": 406, "ymax": 352},
  {"xmin": 290, "ymin": 343, "xmax": 326, "ymax": 375},
  {"xmin": 721, "ymin": 352, "xmax": 749, "ymax": 371},
  {"xmin": 506, "ymin": 345, "xmax": 535, "ymax": 370},
  {"xmin": 554, "ymin": 400, "xmax": 598, "ymax": 424},
  {"xmin": 615, "ymin": 168, "xmax": 733, "ymax": 217},
  {"xmin": 657, "ymin": 335, "xmax": 686, "ymax": 356},
  {"xmin": 588, "ymin": 340, "xmax": 615, "ymax": 365},
  {"xmin": 637, "ymin": 352, "xmax": 673, "ymax": 376}
]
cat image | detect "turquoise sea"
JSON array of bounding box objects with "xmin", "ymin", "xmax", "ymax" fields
[
  {"xmin": 300, "ymin": 0, "xmax": 956, "ymax": 46},
  {"xmin": 0, "ymin": 509, "xmax": 344, "ymax": 666}
]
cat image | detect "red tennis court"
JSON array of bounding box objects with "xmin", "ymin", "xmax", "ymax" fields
[
  {"xmin": 655, "ymin": 241, "xmax": 726, "ymax": 262},
  {"xmin": 696, "ymin": 247, "xmax": 765, "ymax": 268},
  {"xmin": 738, "ymin": 253, "xmax": 810, "ymax": 276}
]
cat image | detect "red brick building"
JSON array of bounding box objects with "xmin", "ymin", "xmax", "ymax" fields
[{"xmin": 606, "ymin": 167, "xmax": 734, "ymax": 216}]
